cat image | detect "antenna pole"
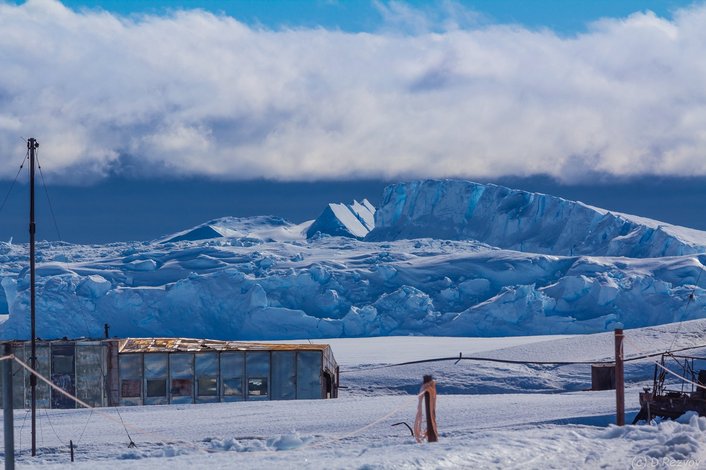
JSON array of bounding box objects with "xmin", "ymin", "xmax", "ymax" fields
[{"xmin": 28, "ymin": 137, "xmax": 38, "ymax": 456}]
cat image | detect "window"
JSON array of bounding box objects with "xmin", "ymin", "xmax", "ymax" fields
[
  {"xmin": 248, "ymin": 378, "xmax": 268, "ymax": 397},
  {"xmin": 223, "ymin": 377, "xmax": 243, "ymax": 396},
  {"xmin": 52, "ymin": 355, "xmax": 74, "ymax": 374},
  {"xmin": 221, "ymin": 352, "xmax": 245, "ymax": 400},
  {"xmin": 121, "ymin": 379, "xmax": 141, "ymax": 398},
  {"xmin": 146, "ymin": 379, "xmax": 167, "ymax": 397},
  {"xmin": 246, "ymin": 351, "xmax": 270, "ymax": 400},
  {"xmin": 197, "ymin": 377, "xmax": 218, "ymax": 396},
  {"xmin": 195, "ymin": 353, "xmax": 218, "ymax": 399},
  {"xmin": 296, "ymin": 351, "xmax": 322, "ymax": 399},
  {"xmin": 271, "ymin": 351, "xmax": 296, "ymax": 400},
  {"xmin": 144, "ymin": 354, "xmax": 168, "ymax": 377},
  {"xmin": 144, "ymin": 354, "xmax": 168, "ymax": 404},
  {"xmin": 171, "ymin": 379, "xmax": 193, "ymax": 396},
  {"xmin": 118, "ymin": 354, "xmax": 143, "ymax": 405}
]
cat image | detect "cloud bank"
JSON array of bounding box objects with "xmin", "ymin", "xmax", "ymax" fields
[{"xmin": 1, "ymin": 0, "xmax": 706, "ymax": 183}]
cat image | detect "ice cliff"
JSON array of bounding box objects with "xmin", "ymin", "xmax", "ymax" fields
[{"xmin": 368, "ymin": 180, "xmax": 706, "ymax": 258}]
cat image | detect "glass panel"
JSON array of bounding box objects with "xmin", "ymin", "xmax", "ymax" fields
[
  {"xmin": 75, "ymin": 343, "xmax": 104, "ymax": 407},
  {"xmin": 119, "ymin": 354, "xmax": 143, "ymax": 378},
  {"xmin": 221, "ymin": 352, "xmax": 244, "ymax": 401},
  {"xmin": 170, "ymin": 353, "xmax": 193, "ymax": 378},
  {"xmin": 169, "ymin": 353, "xmax": 194, "ymax": 403},
  {"xmin": 195, "ymin": 353, "xmax": 218, "ymax": 375},
  {"xmin": 144, "ymin": 354, "xmax": 168, "ymax": 378},
  {"xmin": 53, "ymin": 355, "xmax": 74, "ymax": 374},
  {"xmin": 121, "ymin": 379, "xmax": 141, "ymax": 397},
  {"xmin": 223, "ymin": 377, "xmax": 243, "ymax": 396},
  {"xmin": 296, "ymin": 351, "xmax": 322, "ymax": 399},
  {"xmin": 171, "ymin": 379, "xmax": 193, "ymax": 396},
  {"xmin": 271, "ymin": 351, "xmax": 296, "ymax": 400},
  {"xmin": 119, "ymin": 353, "xmax": 143, "ymax": 405},
  {"xmin": 195, "ymin": 353, "xmax": 218, "ymax": 400},
  {"xmin": 248, "ymin": 377, "xmax": 268, "ymax": 397},
  {"xmin": 51, "ymin": 344, "xmax": 75, "ymax": 409},
  {"xmin": 146, "ymin": 379, "xmax": 167, "ymax": 397},
  {"xmin": 33, "ymin": 345, "xmax": 51, "ymax": 408},
  {"xmin": 197, "ymin": 377, "xmax": 218, "ymax": 396},
  {"xmin": 246, "ymin": 351, "xmax": 270, "ymax": 400},
  {"xmin": 144, "ymin": 354, "xmax": 168, "ymax": 405}
]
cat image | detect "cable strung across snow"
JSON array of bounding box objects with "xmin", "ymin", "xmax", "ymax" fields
[{"xmin": 340, "ymin": 343, "xmax": 706, "ymax": 373}]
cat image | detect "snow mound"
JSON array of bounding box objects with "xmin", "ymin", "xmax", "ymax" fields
[
  {"xmin": 368, "ymin": 180, "xmax": 706, "ymax": 258},
  {"xmin": 306, "ymin": 199, "xmax": 375, "ymax": 239}
]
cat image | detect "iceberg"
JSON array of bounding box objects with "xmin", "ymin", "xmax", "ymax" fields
[
  {"xmin": 306, "ymin": 199, "xmax": 375, "ymax": 239},
  {"xmin": 368, "ymin": 180, "xmax": 706, "ymax": 258}
]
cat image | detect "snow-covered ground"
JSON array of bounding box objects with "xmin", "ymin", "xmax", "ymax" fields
[{"xmin": 4, "ymin": 321, "xmax": 706, "ymax": 469}]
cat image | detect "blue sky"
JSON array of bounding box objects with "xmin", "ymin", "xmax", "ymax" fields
[
  {"xmin": 34, "ymin": 0, "xmax": 700, "ymax": 33},
  {"xmin": 1, "ymin": 0, "xmax": 706, "ymax": 242}
]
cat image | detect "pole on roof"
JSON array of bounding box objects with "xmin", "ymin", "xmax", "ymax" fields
[
  {"xmin": 3, "ymin": 343, "xmax": 16, "ymax": 470},
  {"xmin": 28, "ymin": 137, "xmax": 38, "ymax": 456},
  {"xmin": 615, "ymin": 328, "xmax": 625, "ymax": 426}
]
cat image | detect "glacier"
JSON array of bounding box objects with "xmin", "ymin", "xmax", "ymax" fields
[{"xmin": 0, "ymin": 179, "xmax": 705, "ymax": 340}]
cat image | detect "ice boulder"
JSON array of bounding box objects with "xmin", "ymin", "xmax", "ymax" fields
[
  {"xmin": 368, "ymin": 180, "xmax": 706, "ymax": 258},
  {"xmin": 306, "ymin": 199, "xmax": 376, "ymax": 239}
]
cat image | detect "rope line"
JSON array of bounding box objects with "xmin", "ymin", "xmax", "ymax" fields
[
  {"xmin": 653, "ymin": 361, "xmax": 706, "ymax": 392},
  {"xmin": 75, "ymin": 408, "xmax": 94, "ymax": 445},
  {"xmin": 340, "ymin": 342, "xmax": 706, "ymax": 374},
  {"xmin": 667, "ymin": 266, "xmax": 703, "ymax": 353},
  {"xmin": 43, "ymin": 407, "xmax": 64, "ymax": 445},
  {"xmin": 0, "ymin": 148, "xmax": 28, "ymax": 217},
  {"xmin": 35, "ymin": 150, "xmax": 94, "ymax": 337},
  {"xmin": 10, "ymin": 355, "xmax": 207, "ymax": 453},
  {"xmin": 35, "ymin": 149, "xmax": 63, "ymax": 241},
  {"xmin": 309, "ymin": 390, "xmax": 427, "ymax": 449}
]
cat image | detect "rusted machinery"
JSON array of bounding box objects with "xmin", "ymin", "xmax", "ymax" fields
[{"xmin": 633, "ymin": 353, "xmax": 706, "ymax": 424}]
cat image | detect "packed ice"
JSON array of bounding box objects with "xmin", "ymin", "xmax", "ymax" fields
[{"xmin": 1, "ymin": 179, "xmax": 705, "ymax": 340}]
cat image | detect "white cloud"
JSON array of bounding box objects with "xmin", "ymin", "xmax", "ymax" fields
[{"xmin": 1, "ymin": 0, "xmax": 706, "ymax": 183}]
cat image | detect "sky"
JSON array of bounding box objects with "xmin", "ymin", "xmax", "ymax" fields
[{"xmin": 1, "ymin": 0, "xmax": 705, "ymax": 242}]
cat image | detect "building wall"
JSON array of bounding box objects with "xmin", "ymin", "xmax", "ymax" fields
[
  {"xmin": 117, "ymin": 349, "xmax": 328, "ymax": 406},
  {"xmin": 0, "ymin": 341, "xmax": 107, "ymax": 409},
  {"xmin": 2, "ymin": 340, "xmax": 338, "ymax": 409}
]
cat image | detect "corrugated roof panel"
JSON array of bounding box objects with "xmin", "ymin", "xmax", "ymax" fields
[{"xmin": 117, "ymin": 338, "xmax": 333, "ymax": 355}]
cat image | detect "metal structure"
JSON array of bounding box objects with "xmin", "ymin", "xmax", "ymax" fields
[
  {"xmin": 27, "ymin": 137, "xmax": 39, "ymax": 456},
  {"xmin": 633, "ymin": 353, "xmax": 706, "ymax": 423}
]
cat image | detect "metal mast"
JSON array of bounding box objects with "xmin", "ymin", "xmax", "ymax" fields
[{"xmin": 28, "ymin": 137, "xmax": 38, "ymax": 456}]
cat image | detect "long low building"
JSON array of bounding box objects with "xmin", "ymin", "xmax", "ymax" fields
[{"xmin": 0, "ymin": 338, "xmax": 339, "ymax": 408}]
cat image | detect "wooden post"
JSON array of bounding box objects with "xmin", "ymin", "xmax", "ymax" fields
[
  {"xmin": 3, "ymin": 343, "xmax": 15, "ymax": 470},
  {"xmin": 423, "ymin": 375, "xmax": 438, "ymax": 442},
  {"xmin": 615, "ymin": 328, "xmax": 625, "ymax": 426}
]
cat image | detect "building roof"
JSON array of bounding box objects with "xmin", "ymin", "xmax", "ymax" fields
[{"xmin": 117, "ymin": 337, "xmax": 333, "ymax": 354}]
